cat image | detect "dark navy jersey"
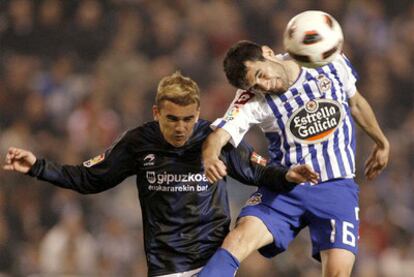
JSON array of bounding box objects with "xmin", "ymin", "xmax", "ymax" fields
[{"xmin": 28, "ymin": 119, "xmax": 293, "ymax": 276}]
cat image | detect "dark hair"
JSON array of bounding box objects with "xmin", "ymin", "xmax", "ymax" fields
[{"xmin": 223, "ymin": 40, "xmax": 265, "ymax": 90}]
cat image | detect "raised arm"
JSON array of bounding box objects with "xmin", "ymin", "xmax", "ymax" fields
[
  {"xmin": 202, "ymin": 128, "xmax": 231, "ymax": 183},
  {"xmin": 349, "ymin": 90, "xmax": 390, "ymax": 180}
]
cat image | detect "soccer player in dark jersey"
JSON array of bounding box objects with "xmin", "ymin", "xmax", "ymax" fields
[{"xmin": 3, "ymin": 72, "xmax": 318, "ymax": 277}]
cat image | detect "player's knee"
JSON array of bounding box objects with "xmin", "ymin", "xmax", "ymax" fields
[
  {"xmin": 321, "ymin": 249, "xmax": 355, "ymax": 277},
  {"xmin": 222, "ymin": 216, "xmax": 272, "ymax": 261},
  {"xmin": 222, "ymin": 227, "xmax": 249, "ymax": 258}
]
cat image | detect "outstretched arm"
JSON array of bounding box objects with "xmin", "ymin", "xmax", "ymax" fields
[
  {"xmin": 3, "ymin": 132, "xmax": 136, "ymax": 193},
  {"xmin": 202, "ymin": 128, "xmax": 231, "ymax": 183},
  {"xmin": 349, "ymin": 91, "xmax": 390, "ymax": 180}
]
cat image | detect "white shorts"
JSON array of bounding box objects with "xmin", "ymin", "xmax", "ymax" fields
[{"xmin": 155, "ymin": 267, "xmax": 202, "ymax": 277}]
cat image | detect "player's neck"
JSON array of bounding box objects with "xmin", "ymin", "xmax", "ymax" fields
[{"xmin": 284, "ymin": 60, "xmax": 301, "ymax": 87}]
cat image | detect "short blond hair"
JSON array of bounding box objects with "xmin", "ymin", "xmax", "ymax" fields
[{"xmin": 156, "ymin": 71, "xmax": 200, "ymax": 108}]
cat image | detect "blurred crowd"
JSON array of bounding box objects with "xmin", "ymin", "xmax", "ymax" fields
[{"xmin": 0, "ymin": 0, "xmax": 413, "ymax": 276}]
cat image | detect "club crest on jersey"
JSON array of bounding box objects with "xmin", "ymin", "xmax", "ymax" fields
[
  {"xmin": 287, "ymin": 99, "xmax": 343, "ymax": 144},
  {"xmin": 245, "ymin": 193, "xmax": 262, "ymax": 206},
  {"xmin": 250, "ymin": 152, "xmax": 267, "ymax": 166},
  {"xmin": 146, "ymin": 171, "xmax": 156, "ymax": 184},
  {"xmin": 83, "ymin": 153, "xmax": 105, "ymax": 168},
  {"xmin": 143, "ymin": 154, "xmax": 155, "ymax": 166},
  {"xmin": 316, "ymin": 74, "xmax": 332, "ymax": 93}
]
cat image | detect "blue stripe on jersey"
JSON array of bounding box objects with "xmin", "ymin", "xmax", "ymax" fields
[
  {"xmin": 328, "ymin": 64, "xmax": 342, "ymax": 101},
  {"xmin": 305, "ymin": 72, "xmax": 314, "ymax": 81},
  {"xmin": 316, "ymin": 67, "xmax": 324, "ymax": 75},
  {"xmin": 290, "ymin": 88, "xmax": 304, "ymax": 163},
  {"xmin": 279, "ymin": 93, "xmax": 288, "ymax": 102},
  {"xmin": 265, "ymin": 132, "xmax": 283, "ymax": 165},
  {"xmin": 292, "ymin": 88, "xmax": 304, "ymax": 106},
  {"xmin": 321, "ymin": 140, "xmax": 334, "ymax": 179},
  {"xmin": 333, "ymin": 127, "xmax": 347, "ymax": 177},
  {"xmin": 303, "ymin": 82, "xmax": 316, "ymax": 99},
  {"xmin": 342, "ymin": 106, "xmax": 354, "ymax": 172},
  {"xmin": 264, "ymin": 94, "xmax": 291, "ymax": 166},
  {"xmin": 343, "ymin": 55, "xmax": 359, "ymax": 80},
  {"xmin": 308, "ymin": 144, "xmax": 321, "ymax": 174},
  {"xmin": 217, "ymin": 120, "xmax": 226, "ymax": 128}
]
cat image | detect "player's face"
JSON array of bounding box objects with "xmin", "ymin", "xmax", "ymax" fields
[
  {"xmin": 244, "ymin": 59, "xmax": 290, "ymax": 94},
  {"xmin": 153, "ymin": 101, "xmax": 200, "ymax": 147}
]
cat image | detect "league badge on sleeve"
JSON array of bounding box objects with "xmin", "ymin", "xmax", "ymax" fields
[{"xmin": 83, "ymin": 153, "xmax": 105, "ymax": 168}]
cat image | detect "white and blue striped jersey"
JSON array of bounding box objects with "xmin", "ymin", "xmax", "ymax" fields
[{"xmin": 212, "ymin": 54, "xmax": 359, "ymax": 182}]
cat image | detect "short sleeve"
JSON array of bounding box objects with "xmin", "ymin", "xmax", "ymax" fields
[
  {"xmin": 336, "ymin": 54, "xmax": 359, "ymax": 98},
  {"xmin": 211, "ymin": 90, "xmax": 265, "ymax": 147}
]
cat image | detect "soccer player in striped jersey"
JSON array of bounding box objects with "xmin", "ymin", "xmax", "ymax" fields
[
  {"xmin": 3, "ymin": 71, "xmax": 318, "ymax": 277},
  {"xmin": 199, "ymin": 41, "xmax": 389, "ymax": 277}
]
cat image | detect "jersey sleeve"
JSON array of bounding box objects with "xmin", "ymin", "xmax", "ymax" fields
[
  {"xmin": 221, "ymin": 140, "xmax": 296, "ymax": 192},
  {"xmin": 337, "ymin": 54, "xmax": 359, "ymax": 98},
  {"xmin": 28, "ymin": 131, "xmax": 137, "ymax": 194},
  {"xmin": 211, "ymin": 90, "xmax": 265, "ymax": 147}
]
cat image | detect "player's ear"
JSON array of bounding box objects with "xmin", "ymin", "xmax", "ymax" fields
[
  {"xmin": 262, "ymin": 45, "xmax": 275, "ymax": 59},
  {"xmin": 195, "ymin": 108, "xmax": 200, "ymax": 122},
  {"xmin": 152, "ymin": 105, "xmax": 160, "ymax": 121}
]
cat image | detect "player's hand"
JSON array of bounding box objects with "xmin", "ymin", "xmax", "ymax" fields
[
  {"xmin": 286, "ymin": 164, "xmax": 319, "ymax": 184},
  {"xmin": 3, "ymin": 147, "xmax": 37, "ymax": 174},
  {"xmin": 203, "ymin": 156, "xmax": 227, "ymax": 183},
  {"xmin": 364, "ymin": 143, "xmax": 389, "ymax": 180}
]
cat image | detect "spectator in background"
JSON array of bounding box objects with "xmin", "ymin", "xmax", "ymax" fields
[{"xmin": 39, "ymin": 205, "xmax": 98, "ymax": 275}]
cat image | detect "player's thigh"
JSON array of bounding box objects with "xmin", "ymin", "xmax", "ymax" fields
[
  {"xmin": 222, "ymin": 216, "xmax": 273, "ymax": 261},
  {"xmin": 321, "ymin": 248, "xmax": 355, "ymax": 277}
]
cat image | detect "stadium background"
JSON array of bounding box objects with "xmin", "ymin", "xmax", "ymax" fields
[{"xmin": 0, "ymin": 0, "xmax": 413, "ymax": 276}]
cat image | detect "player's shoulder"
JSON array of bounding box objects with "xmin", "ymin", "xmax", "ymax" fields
[
  {"xmin": 330, "ymin": 53, "xmax": 359, "ymax": 80},
  {"xmin": 189, "ymin": 119, "xmax": 213, "ymax": 141},
  {"xmin": 125, "ymin": 121, "xmax": 163, "ymax": 145}
]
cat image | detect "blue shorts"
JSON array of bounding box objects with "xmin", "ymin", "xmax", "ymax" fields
[{"xmin": 239, "ymin": 178, "xmax": 359, "ymax": 261}]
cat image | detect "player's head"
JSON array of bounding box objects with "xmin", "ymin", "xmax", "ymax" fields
[
  {"xmin": 223, "ymin": 40, "xmax": 290, "ymax": 94},
  {"xmin": 153, "ymin": 71, "xmax": 200, "ymax": 147}
]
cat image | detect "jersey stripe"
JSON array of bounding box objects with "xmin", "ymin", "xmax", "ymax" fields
[{"xmin": 265, "ymin": 94, "xmax": 291, "ymax": 166}]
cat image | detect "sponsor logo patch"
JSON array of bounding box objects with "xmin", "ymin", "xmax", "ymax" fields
[
  {"xmin": 245, "ymin": 193, "xmax": 262, "ymax": 206},
  {"xmin": 250, "ymin": 152, "xmax": 267, "ymax": 166},
  {"xmin": 83, "ymin": 153, "xmax": 105, "ymax": 168},
  {"xmin": 287, "ymin": 99, "xmax": 343, "ymax": 144},
  {"xmin": 146, "ymin": 171, "xmax": 208, "ymax": 185}
]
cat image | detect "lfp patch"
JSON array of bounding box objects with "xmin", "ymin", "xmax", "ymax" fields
[{"xmin": 83, "ymin": 153, "xmax": 105, "ymax": 168}]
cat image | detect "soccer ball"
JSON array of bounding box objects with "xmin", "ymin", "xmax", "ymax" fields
[{"xmin": 283, "ymin": 10, "xmax": 343, "ymax": 68}]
